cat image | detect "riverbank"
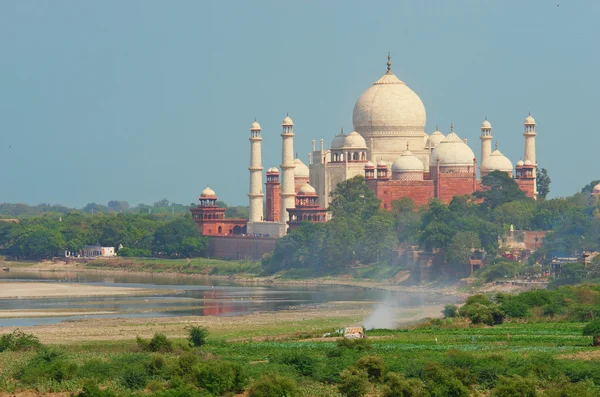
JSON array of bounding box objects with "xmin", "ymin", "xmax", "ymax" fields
[{"xmin": 0, "ymin": 282, "xmax": 159, "ymax": 299}]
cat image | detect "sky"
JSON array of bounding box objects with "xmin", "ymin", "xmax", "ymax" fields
[{"xmin": 0, "ymin": 0, "xmax": 598, "ymax": 208}]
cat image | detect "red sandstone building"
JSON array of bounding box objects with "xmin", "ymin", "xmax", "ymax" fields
[{"xmin": 286, "ymin": 183, "xmax": 327, "ymax": 232}]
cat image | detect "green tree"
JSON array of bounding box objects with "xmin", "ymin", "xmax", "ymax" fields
[
  {"xmin": 536, "ymin": 167, "xmax": 551, "ymax": 200},
  {"xmin": 152, "ymin": 217, "xmax": 207, "ymax": 257},
  {"xmin": 361, "ymin": 211, "xmax": 397, "ymax": 262},
  {"xmin": 328, "ymin": 175, "xmax": 381, "ymax": 221},
  {"xmin": 391, "ymin": 198, "xmax": 421, "ymax": 243},
  {"xmin": 493, "ymin": 201, "xmax": 536, "ymax": 230},
  {"xmin": 445, "ymin": 231, "xmax": 481, "ymax": 265},
  {"xmin": 10, "ymin": 226, "xmax": 66, "ymax": 259},
  {"xmin": 475, "ymin": 170, "xmax": 529, "ymax": 214}
]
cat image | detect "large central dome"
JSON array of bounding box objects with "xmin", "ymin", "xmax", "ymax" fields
[{"xmin": 352, "ymin": 62, "xmax": 426, "ymax": 137}]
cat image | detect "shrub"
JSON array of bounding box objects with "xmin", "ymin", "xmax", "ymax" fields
[
  {"xmin": 356, "ymin": 355, "xmax": 386, "ymax": 383},
  {"xmin": 76, "ymin": 381, "xmax": 118, "ymax": 397},
  {"xmin": 0, "ymin": 329, "xmax": 42, "ymax": 352},
  {"xmin": 146, "ymin": 355, "xmax": 165, "ymax": 376},
  {"xmin": 423, "ymin": 363, "xmax": 469, "ymax": 397},
  {"xmin": 337, "ymin": 367, "xmax": 369, "ymax": 397},
  {"xmin": 443, "ymin": 304, "xmax": 459, "ymax": 318},
  {"xmin": 382, "ymin": 373, "xmax": 427, "ymax": 397},
  {"xmin": 188, "ymin": 326, "xmax": 209, "ymax": 348},
  {"xmin": 582, "ymin": 319, "xmax": 600, "ymax": 345},
  {"xmin": 543, "ymin": 380, "xmax": 599, "ymax": 397},
  {"xmin": 500, "ymin": 299, "xmax": 530, "ymax": 318},
  {"xmin": 196, "ymin": 361, "xmax": 247, "ymax": 395},
  {"xmin": 336, "ymin": 338, "xmax": 372, "ymax": 351},
  {"xmin": 490, "ymin": 375, "xmax": 537, "ymax": 397},
  {"xmin": 278, "ymin": 352, "xmax": 317, "ymax": 377},
  {"xmin": 459, "ymin": 302, "xmax": 504, "ymax": 325},
  {"xmin": 247, "ymin": 373, "xmax": 298, "ymax": 397},
  {"xmin": 121, "ymin": 365, "xmax": 148, "ymax": 390},
  {"xmin": 178, "ymin": 352, "xmax": 200, "ymax": 375},
  {"xmin": 18, "ymin": 348, "xmax": 78, "ymax": 385},
  {"xmin": 137, "ymin": 333, "xmax": 173, "ymax": 352}
]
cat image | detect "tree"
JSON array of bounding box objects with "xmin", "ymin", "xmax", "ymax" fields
[
  {"xmin": 107, "ymin": 201, "xmax": 129, "ymax": 212},
  {"xmin": 475, "ymin": 171, "xmax": 529, "ymax": 213},
  {"xmin": 329, "ymin": 176, "xmax": 381, "ymax": 221},
  {"xmin": 582, "ymin": 320, "xmax": 600, "ymax": 346},
  {"xmin": 446, "ymin": 231, "xmax": 481, "ymax": 266},
  {"xmin": 536, "ymin": 167, "xmax": 551, "ymax": 199},
  {"xmin": 493, "ymin": 201, "xmax": 536, "ymax": 230},
  {"xmin": 81, "ymin": 203, "xmax": 108, "ymax": 214},
  {"xmin": 361, "ymin": 211, "xmax": 397, "ymax": 262},
  {"xmin": 152, "ymin": 217, "xmax": 207, "ymax": 257},
  {"xmin": 391, "ymin": 198, "xmax": 421, "ymax": 243},
  {"xmin": 10, "ymin": 226, "xmax": 66, "ymax": 259}
]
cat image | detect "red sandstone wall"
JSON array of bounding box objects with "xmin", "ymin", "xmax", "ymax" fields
[
  {"xmin": 436, "ymin": 173, "xmax": 477, "ymax": 204},
  {"xmin": 372, "ymin": 180, "xmax": 435, "ymax": 209},
  {"xmin": 207, "ymin": 236, "xmax": 277, "ymax": 261},
  {"xmin": 516, "ymin": 179, "xmax": 536, "ymax": 199}
]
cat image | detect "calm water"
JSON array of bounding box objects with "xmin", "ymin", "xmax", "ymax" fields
[{"xmin": 0, "ymin": 270, "xmax": 457, "ymax": 327}]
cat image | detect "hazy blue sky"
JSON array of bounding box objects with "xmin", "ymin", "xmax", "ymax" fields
[{"xmin": 0, "ymin": 1, "xmax": 598, "ymax": 207}]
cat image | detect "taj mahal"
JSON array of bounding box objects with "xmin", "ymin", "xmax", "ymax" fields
[{"xmin": 192, "ymin": 55, "xmax": 538, "ymax": 240}]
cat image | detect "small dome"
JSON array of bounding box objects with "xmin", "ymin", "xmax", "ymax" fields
[
  {"xmin": 481, "ymin": 149, "xmax": 513, "ymax": 173},
  {"xmin": 200, "ymin": 187, "xmax": 216, "ymax": 198},
  {"xmin": 330, "ymin": 131, "xmax": 347, "ymax": 150},
  {"xmin": 524, "ymin": 159, "xmax": 534, "ymax": 166},
  {"xmin": 282, "ymin": 115, "xmax": 294, "ymax": 126},
  {"xmin": 250, "ymin": 121, "xmax": 261, "ymax": 130},
  {"xmin": 342, "ymin": 131, "xmax": 367, "ymax": 149},
  {"xmin": 364, "ymin": 161, "xmax": 375, "ymax": 169},
  {"xmin": 592, "ymin": 183, "xmax": 600, "ymax": 194},
  {"xmin": 481, "ymin": 119, "xmax": 491, "ymax": 129},
  {"xmin": 294, "ymin": 158, "xmax": 310, "ymax": 178},
  {"xmin": 426, "ymin": 129, "xmax": 445, "ymax": 149},
  {"xmin": 516, "ymin": 160, "xmax": 524, "ymax": 167},
  {"xmin": 298, "ymin": 183, "xmax": 317, "ymax": 195},
  {"xmin": 376, "ymin": 159, "xmax": 388, "ymax": 168},
  {"xmin": 392, "ymin": 149, "xmax": 424, "ymax": 173},
  {"xmin": 430, "ymin": 131, "xmax": 475, "ymax": 167},
  {"xmin": 524, "ymin": 114, "xmax": 536, "ymax": 125}
]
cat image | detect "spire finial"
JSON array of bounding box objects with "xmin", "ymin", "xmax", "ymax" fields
[
  {"xmin": 485, "ymin": 116, "xmax": 487, "ymax": 121},
  {"xmin": 495, "ymin": 141, "xmax": 498, "ymax": 150},
  {"xmin": 386, "ymin": 52, "xmax": 392, "ymax": 73},
  {"xmin": 406, "ymin": 142, "xmax": 409, "ymax": 151},
  {"xmin": 295, "ymin": 152, "xmax": 298, "ymax": 159},
  {"xmin": 341, "ymin": 127, "xmax": 344, "ymax": 135},
  {"xmin": 436, "ymin": 124, "xmax": 439, "ymax": 131},
  {"xmin": 450, "ymin": 123, "xmax": 454, "ymax": 132},
  {"xmin": 528, "ymin": 111, "xmax": 531, "ymax": 116}
]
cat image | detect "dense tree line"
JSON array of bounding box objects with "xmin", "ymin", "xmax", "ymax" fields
[{"xmin": 0, "ymin": 213, "xmax": 207, "ymax": 259}]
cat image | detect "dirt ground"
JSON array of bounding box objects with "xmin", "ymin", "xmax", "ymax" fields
[{"xmin": 0, "ymin": 282, "xmax": 158, "ymax": 299}]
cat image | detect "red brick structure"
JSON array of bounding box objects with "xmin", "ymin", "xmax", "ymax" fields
[
  {"xmin": 286, "ymin": 183, "xmax": 327, "ymax": 232},
  {"xmin": 265, "ymin": 168, "xmax": 281, "ymax": 222},
  {"xmin": 514, "ymin": 161, "xmax": 536, "ymax": 199},
  {"xmin": 190, "ymin": 187, "xmax": 247, "ymax": 236}
]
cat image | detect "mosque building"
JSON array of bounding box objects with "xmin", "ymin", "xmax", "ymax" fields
[{"xmin": 193, "ymin": 54, "xmax": 539, "ymax": 240}]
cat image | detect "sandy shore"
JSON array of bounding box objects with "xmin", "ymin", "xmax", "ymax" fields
[{"xmin": 0, "ymin": 282, "xmax": 159, "ymax": 299}]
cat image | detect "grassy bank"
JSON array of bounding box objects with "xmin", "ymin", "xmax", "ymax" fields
[{"xmin": 1, "ymin": 319, "xmax": 599, "ymax": 396}]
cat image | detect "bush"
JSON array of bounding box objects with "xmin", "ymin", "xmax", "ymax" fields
[
  {"xmin": 146, "ymin": 355, "xmax": 166, "ymax": 376},
  {"xmin": 18, "ymin": 348, "xmax": 78, "ymax": 385},
  {"xmin": 543, "ymin": 380, "xmax": 599, "ymax": 397},
  {"xmin": 277, "ymin": 352, "xmax": 317, "ymax": 377},
  {"xmin": 196, "ymin": 361, "xmax": 247, "ymax": 395},
  {"xmin": 178, "ymin": 352, "xmax": 200, "ymax": 375},
  {"xmin": 443, "ymin": 304, "xmax": 458, "ymax": 318},
  {"xmin": 0, "ymin": 329, "xmax": 42, "ymax": 352},
  {"xmin": 459, "ymin": 302, "xmax": 504, "ymax": 325},
  {"xmin": 490, "ymin": 375, "xmax": 537, "ymax": 397},
  {"xmin": 337, "ymin": 367, "xmax": 369, "ymax": 397},
  {"xmin": 76, "ymin": 382, "xmax": 118, "ymax": 397},
  {"xmin": 137, "ymin": 333, "xmax": 173, "ymax": 352},
  {"xmin": 382, "ymin": 373, "xmax": 427, "ymax": 397},
  {"xmin": 121, "ymin": 365, "xmax": 148, "ymax": 390},
  {"xmin": 356, "ymin": 355, "xmax": 385, "ymax": 383},
  {"xmin": 582, "ymin": 319, "xmax": 600, "ymax": 345},
  {"xmin": 247, "ymin": 373, "xmax": 298, "ymax": 397},
  {"xmin": 187, "ymin": 326, "xmax": 209, "ymax": 348},
  {"xmin": 336, "ymin": 338, "xmax": 372, "ymax": 351},
  {"xmin": 500, "ymin": 299, "xmax": 530, "ymax": 318},
  {"xmin": 422, "ymin": 363, "xmax": 469, "ymax": 397}
]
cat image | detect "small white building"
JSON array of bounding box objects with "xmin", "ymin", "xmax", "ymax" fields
[{"xmin": 79, "ymin": 246, "xmax": 117, "ymax": 258}]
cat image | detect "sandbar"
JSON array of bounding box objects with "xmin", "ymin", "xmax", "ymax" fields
[{"xmin": 0, "ymin": 282, "xmax": 158, "ymax": 299}]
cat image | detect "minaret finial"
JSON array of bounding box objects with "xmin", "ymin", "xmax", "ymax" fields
[
  {"xmin": 495, "ymin": 141, "xmax": 498, "ymax": 150},
  {"xmin": 341, "ymin": 127, "xmax": 344, "ymax": 135},
  {"xmin": 485, "ymin": 116, "xmax": 487, "ymax": 121},
  {"xmin": 386, "ymin": 52, "xmax": 392, "ymax": 73},
  {"xmin": 436, "ymin": 124, "xmax": 439, "ymax": 131},
  {"xmin": 295, "ymin": 151, "xmax": 298, "ymax": 159},
  {"xmin": 450, "ymin": 123, "xmax": 454, "ymax": 132}
]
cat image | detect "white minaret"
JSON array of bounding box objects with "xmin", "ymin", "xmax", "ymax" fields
[
  {"xmin": 280, "ymin": 114, "xmax": 296, "ymax": 226},
  {"xmin": 480, "ymin": 118, "xmax": 492, "ymax": 174},
  {"xmin": 523, "ymin": 113, "xmax": 537, "ymax": 195},
  {"xmin": 248, "ymin": 120, "xmax": 264, "ymax": 223},
  {"xmin": 523, "ymin": 113, "xmax": 536, "ymax": 165}
]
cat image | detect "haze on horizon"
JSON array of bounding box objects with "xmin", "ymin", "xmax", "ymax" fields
[{"xmin": 0, "ymin": 0, "xmax": 598, "ymax": 208}]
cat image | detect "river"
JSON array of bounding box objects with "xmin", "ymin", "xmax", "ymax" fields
[{"xmin": 0, "ymin": 270, "xmax": 459, "ymax": 327}]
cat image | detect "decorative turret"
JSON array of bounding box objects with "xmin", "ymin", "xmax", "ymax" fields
[
  {"xmin": 265, "ymin": 167, "xmax": 281, "ymax": 222},
  {"xmin": 523, "ymin": 113, "xmax": 537, "ymax": 197},
  {"xmin": 286, "ymin": 183, "xmax": 327, "ymax": 232}
]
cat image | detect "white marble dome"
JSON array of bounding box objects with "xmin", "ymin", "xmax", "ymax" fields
[
  {"xmin": 294, "ymin": 158, "xmax": 310, "ymax": 178},
  {"xmin": 481, "ymin": 119, "xmax": 491, "ymax": 129},
  {"xmin": 376, "ymin": 159, "xmax": 388, "ymax": 167},
  {"xmin": 516, "ymin": 160, "xmax": 525, "ymax": 167},
  {"xmin": 364, "ymin": 161, "xmax": 375, "ymax": 168},
  {"xmin": 342, "ymin": 131, "xmax": 367, "ymax": 149},
  {"xmin": 330, "ymin": 131, "xmax": 347, "ymax": 150},
  {"xmin": 525, "ymin": 115, "xmax": 536, "ymax": 125},
  {"xmin": 426, "ymin": 129, "xmax": 445, "ymax": 149},
  {"xmin": 392, "ymin": 149, "xmax": 424, "ymax": 173},
  {"xmin": 481, "ymin": 149, "xmax": 513, "ymax": 173},
  {"xmin": 250, "ymin": 121, "xmax": 261, "ymax": 130},
  {"xmin": 352, "ymin": 70, "xmax": 426, "ymax": 134},
  {"xmin": 200, "ymin": 187, "xmax": 216, "ymax": 198},
  {"xmin": 298, "ymin": 183, "xmax": 317, "ymax": 195},
  {"xmin": 430, "ymin": 131, "xmax": 475, "ymax": 167},
  {"xmin": 282, "ymin": 115, "xmax": 294, "ymax": 126}
]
